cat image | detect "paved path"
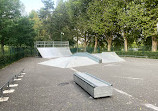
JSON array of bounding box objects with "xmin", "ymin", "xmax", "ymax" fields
[{"xmin": 0, "ymin": 57, "xmax": 158, "ymax": 111}]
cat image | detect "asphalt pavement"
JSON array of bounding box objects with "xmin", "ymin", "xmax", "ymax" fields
[{"xmin": 0, "ymin": 57, "xmax": 158, "ymax": 111}]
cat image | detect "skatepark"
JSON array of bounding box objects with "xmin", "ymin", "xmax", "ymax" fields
[
  {"xmin": 2, "ymin": 0, "xmax": 158, "ymax": 110},
  {"xmin": 0, "ymin": 41, "xmax": 158, "ymax": 111},
  {"xmin": 36, "ymin": 41, "xmax": 125, "ymax": 68}
]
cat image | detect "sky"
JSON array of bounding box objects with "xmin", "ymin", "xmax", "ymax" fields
[{"xmin": 20, "ymin": 0, "xmax": 57, "ymax": 14}]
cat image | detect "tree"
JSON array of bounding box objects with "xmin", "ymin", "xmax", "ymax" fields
[
  {"xmin": 140, "ymin": 0, "xmax": 158, "ymax": 52},
  {"xmin": 39, "ymin": 0, "xmax": 54, "ymax": 40},
  {"xmin": 117, "ymin": 0, "xmax": 144, "ymax": 52},
  {"xmin": 88, "ymin": 0, "xmax": 119, "ymax": 51},
  {"xmin": 65, "ymin": 0, "xmax": 92, "ymax": 49},
  {"xmin": 51, "ymin": 0, "xmax": 72, "ymax": 41},
  {"xmin": 8, "ymin": 17, "xmax": 36, "ymax": 47},
  {"xmin": 29, "ymin": 10, "xmax": 50, "ymax": 41},
  {"xmin": 0, "ymin": 0, "xmax": 22, "ymax": 54}
]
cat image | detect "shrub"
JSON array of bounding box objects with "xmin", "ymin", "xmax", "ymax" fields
[{"xmin": 116, "ymin": 51, "xmax": 158, "ymax": 59}]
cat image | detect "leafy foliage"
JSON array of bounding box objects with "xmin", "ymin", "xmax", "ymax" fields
[{"xmin": 1, "ymin": 0, "xmax": 158, "ymax": 55}]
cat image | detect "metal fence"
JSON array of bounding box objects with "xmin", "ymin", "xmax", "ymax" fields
[
  {"xmin": 70, "ymin": 45, "xmax": 158, "ymax": 59},
  {"xmin": 0, "ymin": 47, "xmax": 36, "ymax": 69},
  {"xmin": 70, "ymin": 46, "xmax": 152, "ymax": 54}
]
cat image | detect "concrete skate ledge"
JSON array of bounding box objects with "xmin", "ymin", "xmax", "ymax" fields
[
  {"xmin": 74, "ymin": 72, "xmax": 113, "ymax": 98},
  {"xmin": 73, "ymin": 52, "xmax": 102, "ymax": 63}
]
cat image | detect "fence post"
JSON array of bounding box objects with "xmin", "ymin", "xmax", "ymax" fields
[
  {"xmin": 0, "ymin": 88, "xmax": 3, "ymax": 98},
  {"xmin": 12, "ymin": 77, "xmax": 14, "ymax": 84},
  {"xmin": 7, "ymin": 82, "xmax": 10, "ymax": 90},
  {"xmin": 31, "ymin": 48, "xmax": 32, "ymax": 56},
  {"xmin": 143, "ymin": 46, "xmax": 145, "ymax": 55}
]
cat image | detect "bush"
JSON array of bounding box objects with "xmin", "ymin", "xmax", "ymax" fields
[{"xmin": 116, "ymin": 51, "xmax": 158, "ymax": 59}]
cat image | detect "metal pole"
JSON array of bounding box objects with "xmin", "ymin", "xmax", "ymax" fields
[
  {"xmin": 0, "ymin": 88, "xmax": 3, "ymax": 98},
  {"xmin": 15, "ymin": 75, "xmax": 18, "ymax": 79},
  {"xmin": 7, "ymin": 82, "xmax": 9, "ymax": 88},
  {"xmin": 157, "ymin": 22, "xmax": 158, "ymax": 33},
  {"xmin": 7, "ymin": 82, "xmax": 10, "ymax": 90},
  {"xmin": 67, "ymin": 41, "xmax": 69, "ymax": 47},
  {"xmin": 77, "ymin": 33, "xmax": 78, "ymax": 52},
  {"xmin": 12, "ymin": 77, "xmax": 14, "ymax": 84},
  {"xmin": 61, "ymin": 32, "xmax": 64, "ymax": 43},
  {"xmin": 60, "ymin": 32, "xmax": 62, "ymax": 41}
]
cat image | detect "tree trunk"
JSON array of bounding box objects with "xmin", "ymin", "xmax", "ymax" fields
[
  {"xmin": 124, "ymin": 37, "xmax": 128, "ymax": 52},
  {"xmin": 152, "ymin": 36, "xmax": 157, "ymax": 52},
  {"xmin": 122, "ymin": 31, "xmax": 128, "ymax": 52},
  {"xmin": 107, "ymin": 37, "xmax": 112, "ymax": 51},
  {"xmin": 1, "ymin": 40, "xmax": 4, "ymax": 55},
  {"xmin": 94, "ymin": 36, "xmax": 98, "ymax": 53},
  {"xmin": 49, "ymin": 33, "xmax": 52, "ymax": 40}
]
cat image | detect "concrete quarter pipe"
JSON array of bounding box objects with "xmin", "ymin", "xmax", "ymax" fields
[
  {"xmin": 37, "ymin": 47, "xmax": 72, "ymax": 58},
  {"xmin": 35, "ymin": 41, "xmax": 72, "ymax": 58}
]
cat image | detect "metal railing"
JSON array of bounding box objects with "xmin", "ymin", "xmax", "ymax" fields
[
  {"xmin": 35, "ymin": 41, "xmax": 69, "ymax": 48},
  {"xmin": 0, "ymin": 69, "xmax": 25, "ymax": 98}
]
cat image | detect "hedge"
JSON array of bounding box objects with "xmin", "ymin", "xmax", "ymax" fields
[{"xmin": 116, "ymin": 51, "xmax": 158, "ymax": 59}]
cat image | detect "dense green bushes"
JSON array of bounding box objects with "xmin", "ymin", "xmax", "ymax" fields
[{"xmin": 116, "ymin": 51, "xmax": 158, "ymax": 59}]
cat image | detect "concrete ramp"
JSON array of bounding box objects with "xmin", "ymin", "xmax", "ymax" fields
[
  {"xmin": 73, "ymin": 52, "xmax": 102, "ymax": 63},
  {"xmin": 37, "ymin": 47, "xmax": 72, "ymax": 58},
  {"xmin": 39, "ymin": 56, "xmax": 98, "ymax": 68},
  {"xmin": 93, "ymin": 52, "xmax": 125, "ymax": 63},
  {"xmin": 39, "ymin": 52, "xmax": 124, "ymax": 68}
]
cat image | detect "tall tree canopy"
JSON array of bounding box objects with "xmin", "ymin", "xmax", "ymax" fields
[
  {"xmin": 0, "ymin": 0, "xmax": 22, "ymax": 54},
  {"xmin": 1, "ymin": 0, "xmax": 158, "ymax": 54},
  {"xmin": 39, "ymin": 0, "xmax": 54, "ymax": 40}
]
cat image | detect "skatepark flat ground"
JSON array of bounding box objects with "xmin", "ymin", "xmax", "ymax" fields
[{"xmin": 0, "ymin": 57, "xmax": 158, "ymax": 111}]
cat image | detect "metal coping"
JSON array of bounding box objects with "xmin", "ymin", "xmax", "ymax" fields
[
  {"xmin": 0, "ymin": 69, "xmax": 24, "ymax": 97},
  {"xmin": 84, "ymin": 72, "xmax": 112, "ymax": 86},
  {"xmin": 73, "ymin": 52, "xmax": 102, "ymax": 63},
  {"xmin": 74, "ymin": 72, "xmax": 112, "ymax": 88},
  {"xmin": 74, "ymin": 73, "xmax": 96, "ymax": 88}
]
